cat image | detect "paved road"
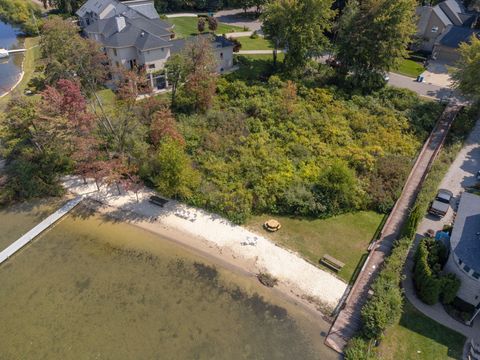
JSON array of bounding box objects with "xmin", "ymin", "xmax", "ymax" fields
[{"xmin": 325, "ymin": 105, "xmax": 461, "ymax": 353}]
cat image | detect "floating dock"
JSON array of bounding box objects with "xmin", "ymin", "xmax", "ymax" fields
[{"xmin": 0, "ymin": 196, "xmax": 83, "ymax": 264}]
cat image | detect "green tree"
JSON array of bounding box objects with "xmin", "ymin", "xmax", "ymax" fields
[
  {"xmin": 260, "ymin": 0, "xmax": 288, "ymax": 67},
  {"xmin": 41, "ymin": 17, "xmax": 108, "ymax": 93},
  {"xmin": 451, "ymin": 35, "xmax": 480, "ymax": 102},
  {"xmin": 166, "ymin": 53, "xmax": 187, "ymax": 106},
  {"xmin": 336, "ymin": 0, "xmax": 417, "ymax": 90},
  {"xmin": 314, "ymin": 160, "xmax": 362, "ymax": 216},
  {"xmin": 149, "ymin": 138, "xmax": 200, "ymax": 199},
  {"xmin": 0, "ymin": 0, "xmax": 42, "ymax": 35},
  {"xmin": 51, "ymin": 0, "xmax": 85, "ymax": 14},
  {"xmin": 262, "ymin": 0, "xmax": 335, "ymax": 71}
]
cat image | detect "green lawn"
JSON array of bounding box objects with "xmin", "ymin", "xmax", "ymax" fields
[
  {"xmin": 378, "ymin": 301, "xmax": 466, "ymax": 360},
  {"xmin": 167, "ymin": 17, "xmax": 243, "ymax": 38},
  {"xmin": 393, "ymin": 58, "xmax": 425, "ymax": 78},
  {"xmin": 225, "ymin": 54, "xmax": 284, "ymax": 83},
  {"xmin": 237, "ymin": 36, "xmax": 274, "ymax": 50},
  {"xmin": 245, "ymin": 211, "xmax": 384, "ymax": 282}
]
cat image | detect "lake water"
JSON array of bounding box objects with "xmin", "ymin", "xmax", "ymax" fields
[
  {"xmin": 0, "ymin": 202, "xmax": 338, "ymax": 359},
  {"xmin": 0, "ymin": 20, "xmax": 24, "ymax": 97}
]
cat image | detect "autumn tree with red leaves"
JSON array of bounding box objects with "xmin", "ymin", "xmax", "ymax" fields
[
  {"xmin": 150, "ymin": 106, "xmax": 185, "ymax": 147},
  {"xmin": 183, "ymin": 36, "xmax": 218, "ymax": 113}
]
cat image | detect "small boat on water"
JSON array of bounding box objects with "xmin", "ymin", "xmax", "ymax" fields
[{"xmin": 0, "ymin": 49, "xmax": 9, "ymax": 58}]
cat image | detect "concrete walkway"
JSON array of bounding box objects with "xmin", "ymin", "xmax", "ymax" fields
[
  {"xmin": 224, "ymin": 31, "xmax": 255, "ymax": 38},
  {"xmin": 237, "ymin": 49, "xmax": 279, "ymax": 55}
]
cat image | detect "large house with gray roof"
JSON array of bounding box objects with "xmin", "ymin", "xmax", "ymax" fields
[
  {"xmin": 444, "ymin": 192, "xmax": 480, "ymax": 324},
  {"xmin": 416, "ymin": 0, "xmax": 479, "ymax": 63},
  {"xmin": 76, "ymin": 0, "xmax": 234, "ymax": 90}
]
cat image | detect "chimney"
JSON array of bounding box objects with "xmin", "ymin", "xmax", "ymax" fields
[{"xmin": 115, "ymin": 16, "xmax": 126, "ymax": 33}]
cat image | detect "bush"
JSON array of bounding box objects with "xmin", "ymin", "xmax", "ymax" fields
[
  {"xmin": 368, "ymin": 155, "xmax": 411, "ymax": 213},
  {"xmin": 250, "ymin": 31, "xmax": 259, "ymax": 39},
  {"xmin": 413, "ymin": 239, "xmax": 460, "ymax": 305},
  {"xmin": 345, "ymin": 337, "xmax": 378, "ymax": 360},
  {"xmin": 361, "ymin": 237, "xmax": 410, "ymax": 339},
  {"xmin": 440, "ymin": 273, "xmax": 461, "ymax": 305}
]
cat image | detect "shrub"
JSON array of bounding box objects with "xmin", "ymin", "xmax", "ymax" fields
[
  {"xmin": 361, "ymin": 237, "xmax": 410, "ymax": 339},
  {"xmin": 413, "ymin": 239, "xmax": 460, "ymax": 305},
  {"xmin": 250, "ymin": 31, "xmax": 259, "ymax": 39},
  {"xmin": 440, "ymin": 273, "xmax": 461, "ymax": 305},
  {"xmin": 345, "ymin": 337, "xmax": 378, "ymax": 360}
]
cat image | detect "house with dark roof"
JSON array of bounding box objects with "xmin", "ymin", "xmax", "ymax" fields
[
  {"xmin": 76, "ymin": 0, "xmax": 234, "ymax": 90},
  {"xmin": 416, "ymin": 0, "xmax": 479, "ymax": 63},
  {"xmin": 444, "ymin": 192, "xmax": 480, "ymax": 323}
]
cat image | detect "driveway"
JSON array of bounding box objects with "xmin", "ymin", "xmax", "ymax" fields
[
  {"xmin": 216, "ymin": 8, "xmax": 262, "ymax": 31},
  {"xmin": 420, "ymin": 60, "xmax": 454, "ymax": 88},
  {"xmin": 387, "ymin": 72, "xmax": 456, "ymax": 101},
  {"xmin": 165, "ymin": 8, "xmax": 263, "ymax": 31}
]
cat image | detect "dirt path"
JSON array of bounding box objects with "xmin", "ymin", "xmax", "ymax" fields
[{"xmin": 325, "ymin": 104, "xmax": 462, "ymax": 353}]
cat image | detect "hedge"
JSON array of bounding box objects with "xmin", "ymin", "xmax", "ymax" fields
[{"xmin": 413, "ymin": 239, "xmax": 460, "ymax": 305}]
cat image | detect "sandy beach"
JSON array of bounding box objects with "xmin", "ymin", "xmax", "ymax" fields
[{"xmin": 63, "ymin": 176, "xmax": 348, "ymax": 316}]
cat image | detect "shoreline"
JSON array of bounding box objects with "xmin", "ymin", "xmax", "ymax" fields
[
  {"xmin": 83, "ymin": 198, "xmax": 335, "ymax": 323},
  {"xmin": 0, "ymin": 33, "xmax": 27, "ymax": 99},
  {"xmin": 63, "ymin": 176, "xmax": 348, "ymax": 318}
]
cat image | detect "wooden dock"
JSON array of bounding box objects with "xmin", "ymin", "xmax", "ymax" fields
[
  {"xmin": 0, "ymin": 196, "xmax": 83, "ymax": 264},
  {"xmin": 325, "ymin": 104, "xmax": 462, "ymax": 353}
]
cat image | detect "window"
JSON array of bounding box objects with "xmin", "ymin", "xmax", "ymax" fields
[
  {"xmin": 431, "ymin": 26, "xmax": 439, "ymax": 33},
  {"xmin": 459, "ymin": 258, "xmax": 463, "ymax": 265},
  {"xmin": 148, "ymin": 64, "xmax": 155, "ymax": 69},
  {"xmin": 473, "ymin": 272, "xmax": 480, "ymax": 280},
  {"xmin": 113, "ymin": 48, "xmax": 118, "ymax": 56},
  {"xmin": 220, "ymin": 52, "xmax": 224, "ymax": 59},
  {"xmin": 464, "ymin": 264, "xmax": 471, "ymax": 273}
]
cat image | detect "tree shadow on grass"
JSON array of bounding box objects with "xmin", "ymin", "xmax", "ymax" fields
[
  {"xmin": 225, "ymin": 55, "xmax": 279, "ymax": 83},
  {"xmin": 397, "ymin": 301, "xmax": 466, "ymax": 359}
]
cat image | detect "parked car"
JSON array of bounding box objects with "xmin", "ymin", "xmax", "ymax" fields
[{"xmin": 428, "ymin": 189, "xmax": 453, "ymax": 217}]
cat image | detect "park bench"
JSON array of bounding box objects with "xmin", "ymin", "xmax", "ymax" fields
[
  {"xmin": 149, "ymin": 195, "xmax": 169, "ymax": 207},
  {"xmin": 320, "ymin": 254, "xmax": 345, "ymax": 272}
]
